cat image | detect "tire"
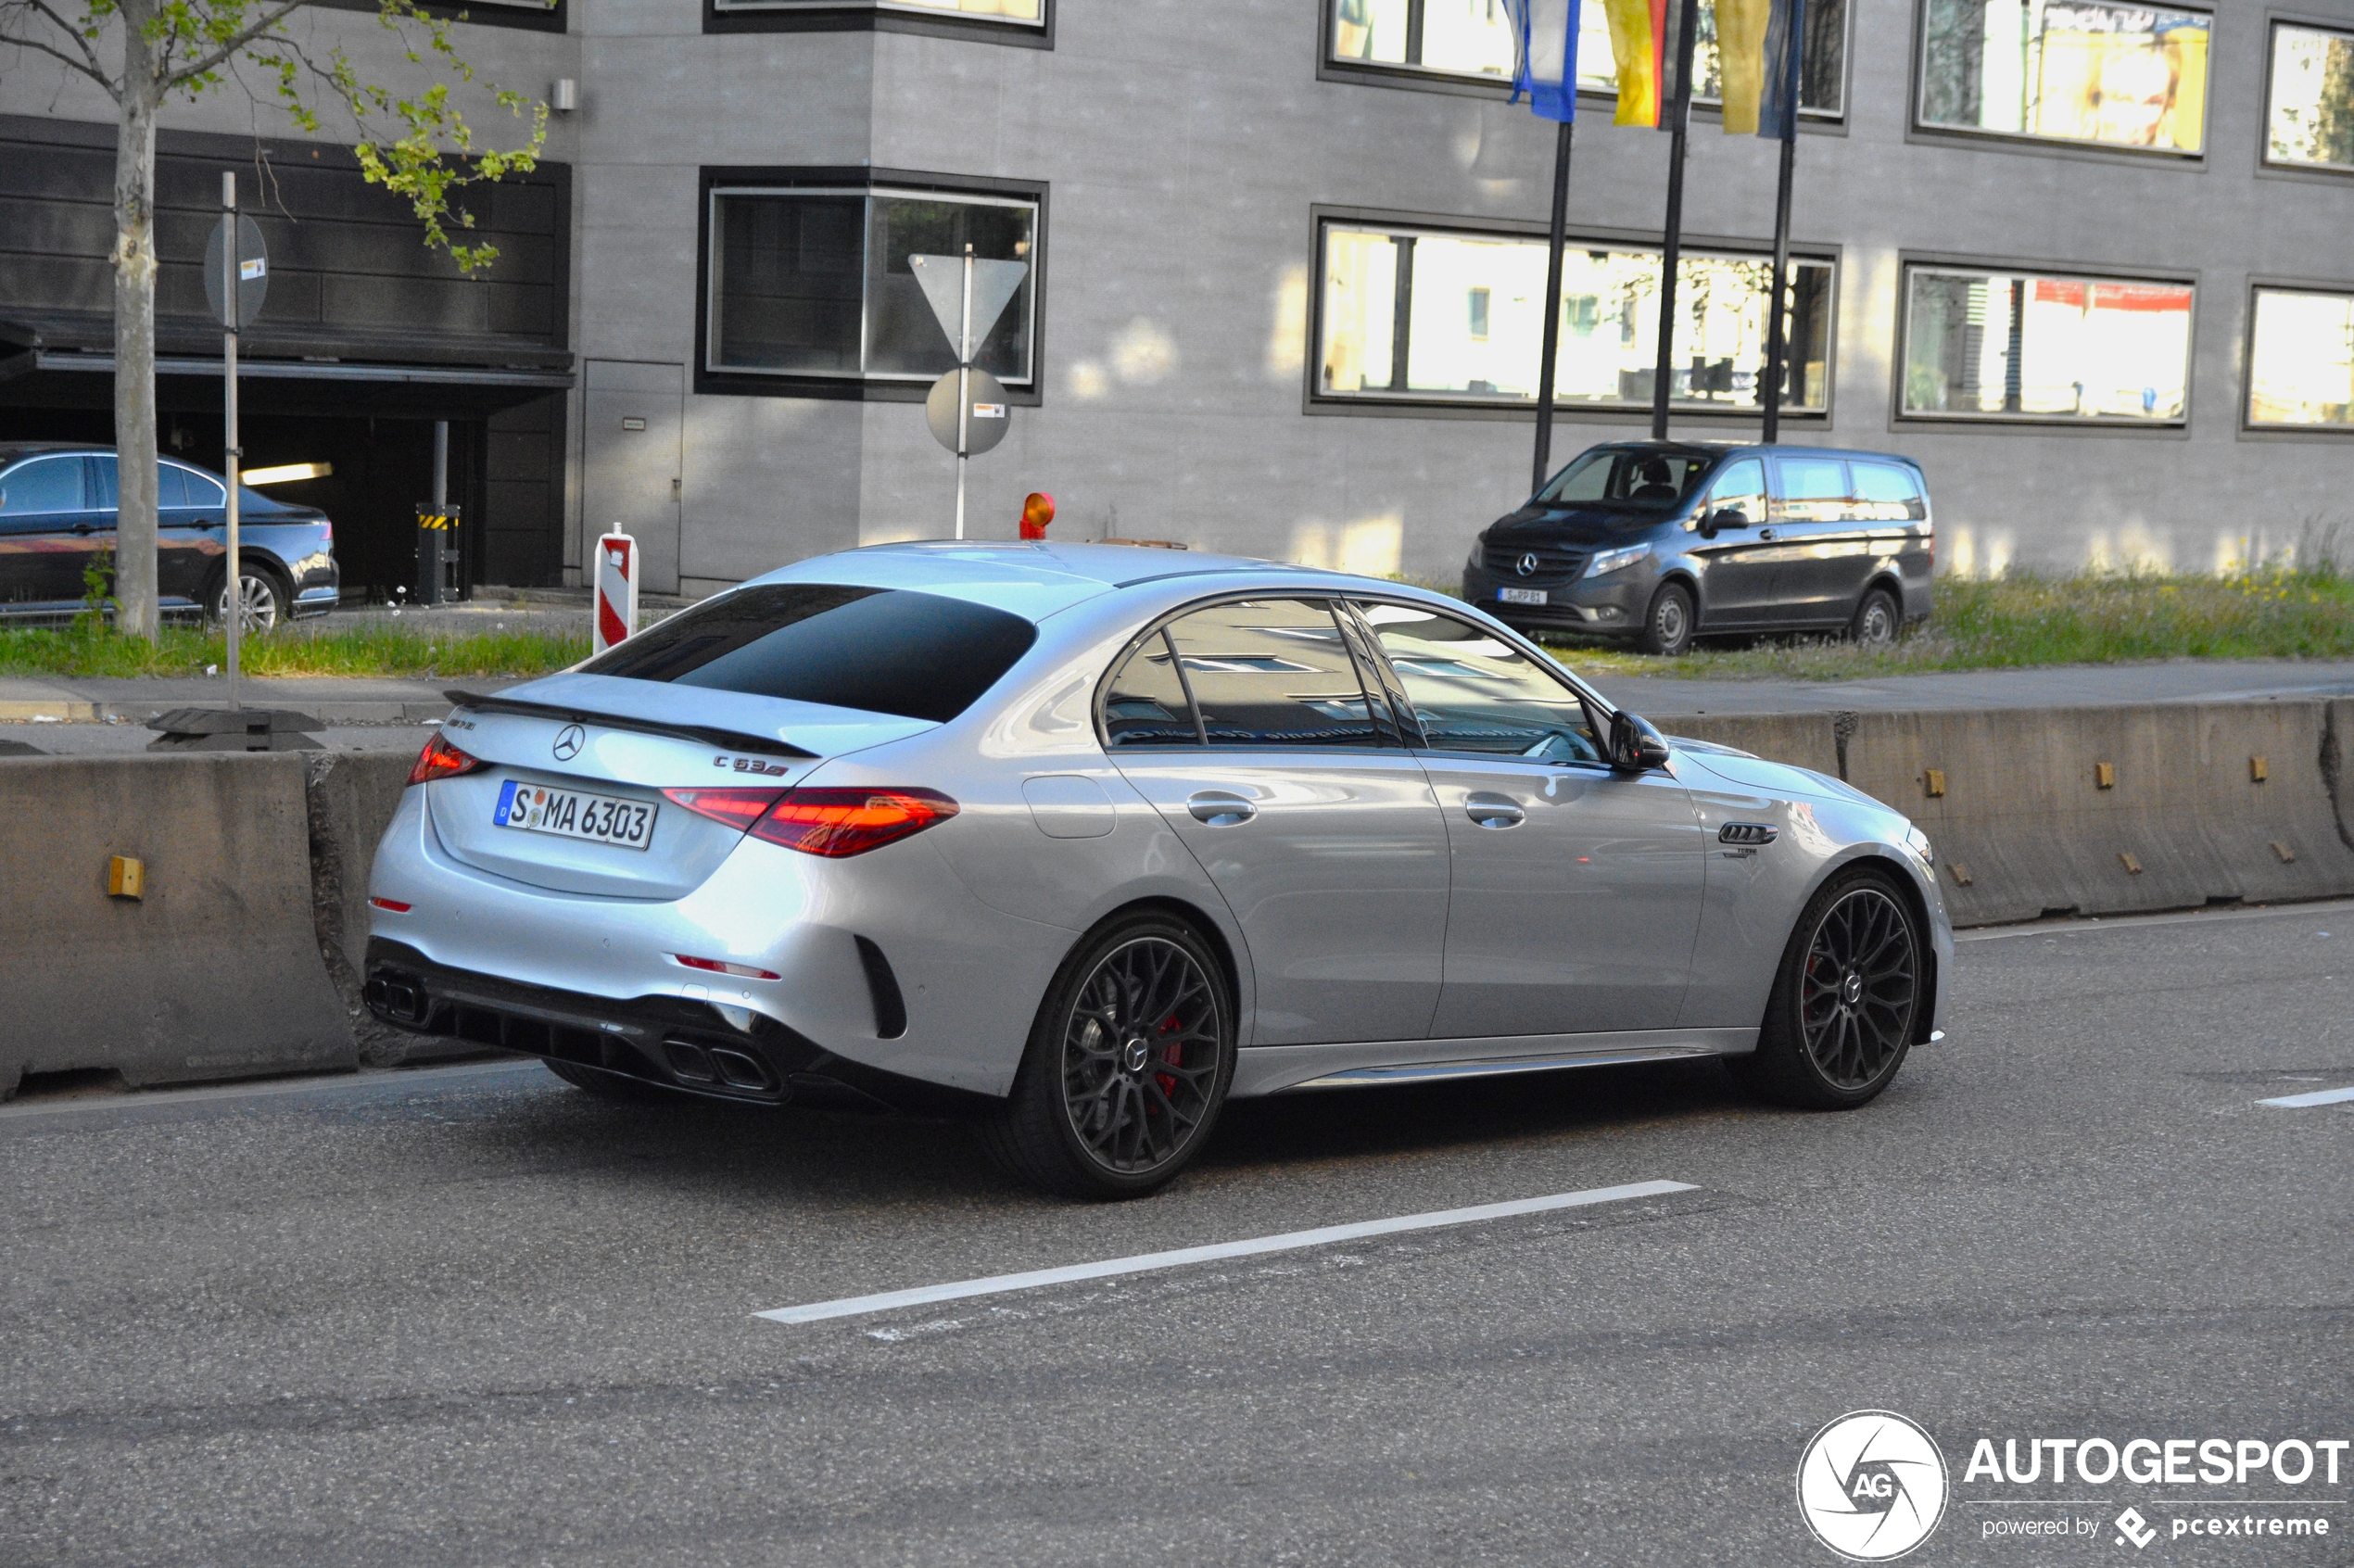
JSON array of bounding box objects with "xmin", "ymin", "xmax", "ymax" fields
[
  {"xmin": 981, "ymin": 912, "xmax": 1236, "ymax": 1200},
  {"xmin": 1726, "ymin": 868, "xmax": 1923, "ymax": 1110},
  {"xmin": 1636, "ymin": 581, "xmax": 1696, "ymax": 657},
  {"xmin": 543, "ymin": 1057, "xmax": 676, "ymax": 1102},
  {"xmin": 1850, "ymin": 586, "xmax": 1900, "ymax": 650},
  {"xmin": 207, "ymin": 562, "xmax": 291, "ymax": 635}
]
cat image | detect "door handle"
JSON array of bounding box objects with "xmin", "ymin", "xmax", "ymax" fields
[
  {"xmin": 1757, "ymin": 528, "xmax": 1778, "ymax": 541},
  {"xmin": 72, "ymin": 523, "xmax": 96, "ymax": 535},
  {"xmin": 1185, "ymin": 791, "xmax": 1257, "ymax": 827},
  {"xmin": 1463, "ymin": 793, "xmax": 1525, "ymax": 828}
]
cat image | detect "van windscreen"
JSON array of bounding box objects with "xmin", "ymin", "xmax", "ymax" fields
[{"xmin": 581, "ymin": 583, "xmax": 1037, "ymax": 724}]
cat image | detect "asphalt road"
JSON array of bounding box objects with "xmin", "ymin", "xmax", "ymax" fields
[{"xmin": 3, "ymin": 902, "xmax": 2349, "ymax": 1567}]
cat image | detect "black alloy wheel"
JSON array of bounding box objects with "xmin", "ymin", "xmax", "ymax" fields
[
  {"xmin": 1728, "ymin": 871, "xmax": 1921, "ymax": 1109},
  {"xmin": 1850, "ymin": 586, "xmax": 1900, "ymax": 650},
  {"xmin": 1637, "ymin": 580, "xmax": 1696, "ymax": 657},
  {"xmin": 984, "ymin": 914, "xmax": 1235, "ymax": 1199}
]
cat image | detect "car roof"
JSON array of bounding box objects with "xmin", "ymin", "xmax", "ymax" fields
[
  {"xmin": 745, "ymin": 539, "xmax": 1373, "ymax": 623},
  {"xmin": 0, "ymin": 441, "xmax": 97, "ymax": 464},
  {"xmin": 1582, "ymin": 438, "xmax": 1924, "ymax": 470}
]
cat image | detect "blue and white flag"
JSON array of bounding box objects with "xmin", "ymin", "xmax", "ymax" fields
[{"xmin": 1507, "ymin": 0, "xmax": 1582, "ymax": 123}]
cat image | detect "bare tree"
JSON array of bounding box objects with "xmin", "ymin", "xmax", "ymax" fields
[{"xmin": 0, "ymin": 1, "xmax": 545, "ymax": 638}]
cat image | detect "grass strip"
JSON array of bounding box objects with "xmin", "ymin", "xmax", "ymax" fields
[{"xmin": 0, "ymin": 623, "xmax": 589, "ymax": 680}]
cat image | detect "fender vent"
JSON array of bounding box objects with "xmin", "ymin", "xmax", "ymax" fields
[
  {"xmin": 1719, "ymin": 822, "xmax": 1778, "ymax": 846},
  {"xmin": 854, "ymin": 936, "xmax": 907, "ymax": 1040}
]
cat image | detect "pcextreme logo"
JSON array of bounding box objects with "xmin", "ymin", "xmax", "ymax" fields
[{"xmin": 1797, "ymin": 1410, "xmax": 1952, "ymax": 1562}]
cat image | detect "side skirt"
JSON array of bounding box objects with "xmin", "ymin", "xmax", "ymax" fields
[{"xmin": 1230, "ymin": 1028, "xmax": 1758, "ymax": 1098}]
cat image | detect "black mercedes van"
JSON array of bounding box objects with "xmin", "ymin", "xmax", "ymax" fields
[{"xmin": 1462, "ymin": 441, "xmax": 1933, "ymax": 656}]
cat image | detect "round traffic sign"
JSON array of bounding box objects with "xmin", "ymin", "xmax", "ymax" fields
[
  {"xmin": 925, "ymin": 368, "xmax": 1013, "ymax": 457},
  {"xmin": 203, "ymin": 214, "xmax": 269, "ymax": 330}
]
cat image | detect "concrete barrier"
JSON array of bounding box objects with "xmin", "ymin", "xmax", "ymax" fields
[
  {"xmin": 1664, "ymin": 712, "xmax": 1844, "ymax": 778},
  {"xmin": 1839, "ymin": 702, "xmax": 2354, "ymax": 927},
  {"xmin": 0, "ymin": 754, "xmax": 357, "ymax": 1093},
  {"xmin": 301, "ymin": 751, "xmax": 454, "ymax": 1068}
]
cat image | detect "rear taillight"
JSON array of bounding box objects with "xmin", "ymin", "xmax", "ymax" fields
[
  {"xmin": 662, "ymin": 788, "xmax": 787, "ymax": 831},
  {"xmin": 749, "ymin": 789, "xmax": 959, "ymax": 858},
  {"xmin": 663, "ymin": 786, "xmax": 958, "ymax": 858},
  {"xmin": 408, "ymin": 733, "xmax": 483, "ymax": 786}
]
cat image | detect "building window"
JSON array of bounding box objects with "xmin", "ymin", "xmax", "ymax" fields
[
  {"xmin": 713, "ymin": 0, "xmax": 1044, "ymax": 23},
  {"xmin": 2246, "ymin": 287, "xmax": 2354, "ymax": 429},
  {"xmin": 1900, "ymin": 265, "xmax": 2192, "ymax": 424},
  {"xmin": 1917, "ymin": 0, "xmax": 2209, "ymax": 156},
  {"xmin": 2266, "ymin": 22, "xmax": 2354, "ymax": 171},
  {"xmin": 1328, "ymin": 0, "xmax": 1847, "ymax": 119},
  {"xmin": 704, "ymin": 183, "xmax": 1039, "ymax": 388},
  {"xmin": 1315, "ymin": 220, "xmax": 1833, "ymax": 414}
]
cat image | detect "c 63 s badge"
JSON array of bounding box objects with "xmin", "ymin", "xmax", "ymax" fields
[
  {"xmin": 714, "ymin": 755, "xmax": 791, "ymax": 777},
  {"xmin": 1798, "ymin": 1410, "xmax": 1950, "ymax": 1561}
]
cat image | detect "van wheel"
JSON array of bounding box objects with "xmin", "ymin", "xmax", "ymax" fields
[
  {"xmin": 982, "ymin": 913, "xmax": 1235, "ymax": 1200},
  {"xmin": 1636, "ymin": 582, "xmax": 1695, "ymax": 656},
  {"xmin": 1727, "ymin": 869, "xmax": 1921, "ymax": 1109},
  {"xmin": 1850, "ymin": 587, "xmax": 1900, "ymax": 649}
]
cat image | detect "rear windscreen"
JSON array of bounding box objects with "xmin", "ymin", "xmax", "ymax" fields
[{"xmin": 580, "ymin": 584, "xmax": 1038, "ymax": 725}]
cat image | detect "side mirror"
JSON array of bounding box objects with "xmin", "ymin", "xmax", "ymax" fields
[
  {"xmin": 1609, "ymin": 710, "xmax": 1672, "ymax": 773},
  {"xmin": 1708, "ymin": 507, "xmax": 1750, "ymax": 533}
]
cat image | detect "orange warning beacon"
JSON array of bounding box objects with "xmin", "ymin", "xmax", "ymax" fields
[{"xmin": 1020, "ymin": 492, "xmax": 1055, "ymax": 540}]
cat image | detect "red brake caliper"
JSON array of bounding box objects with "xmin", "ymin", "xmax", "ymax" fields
[{"xmin": 1155, "ymin": 1012, "xmax": 1183, "ymax": 1096}]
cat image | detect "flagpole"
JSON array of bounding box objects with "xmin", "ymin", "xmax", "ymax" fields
[
  {"xmin": 1650, "ymin": 0, "xmax": 1702, "ymax": 442},
  {"xmin": 1531, "ymin": 119, "xmax": 1575, "ymax": 496},
  {"xmin": 1761, "ymin": 0, "xmax": 1806, "ymax": 444}
]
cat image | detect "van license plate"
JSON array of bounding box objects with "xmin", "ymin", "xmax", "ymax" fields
[
  {"xmin": 1498, "ymin": 588, "xmax": 1548, "ymax": 606},
  {"xmin": 494, "ymin": 780, "xmax": 656, "ymax": 851}
]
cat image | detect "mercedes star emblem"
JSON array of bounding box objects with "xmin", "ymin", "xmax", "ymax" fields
[
  {"xmin": 552, "ymin": 724, "xmax": 586, "ymax": 762},
  {"xmin": 1517, "ymin": 552, "xmax": 1539, "ymax": 577}
]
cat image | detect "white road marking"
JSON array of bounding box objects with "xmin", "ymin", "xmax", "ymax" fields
[
  {"xmin": 753, "ymin": 1179, "xmax": 1698, "ymax": 1325},
  {"xmin": 2257, "ymin": 1085, "xmax": 2354, "ymax": 1108}
]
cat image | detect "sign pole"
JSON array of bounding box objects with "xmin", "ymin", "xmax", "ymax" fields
[
  {"xmin": 1761, "ymin": 0, "xmax": 1807, "ymax": 445},
  {"xmin": 956, "ymin": 244, "xmax": 973, "ymax": 541},
  {"xmin": 221, "ymin": 171, "xmax": 242, "ymax": 713},
  {"xmin": 1531, "ymin": 119, "xmax": 1575, "ymax": 496},
  {"xmin": 1650, "ymin": 0, "xmax": 1702, "ymax": 442}
]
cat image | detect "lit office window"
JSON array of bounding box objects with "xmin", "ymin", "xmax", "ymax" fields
[
  {"xmin": 1918, "ymin": 0, "xmax": 2209, "ymax": 155},
  {"xmin": 2246, "ymin": 288, "xmax": 2354, "ymax": 428},
  {"xmin": 2267, "ymin": 22, "xmax": 2354, "ymax": 171},
  {"xmin": 713, "ymin": 0, "xmax": 1043, "ymax": 21},
  {"xmin": 1317, "ymin": 221, "xmax": 1832, "ymax": 412},
  {"xmin": 1330, "ymin": 0, "xmax": 1846, "ymax": 117},
  {"xmin": 707, "ymin": 186, "xmax": 1038, "ymax": 383},
  {"xmin": 1901, "ymin": 266, "xmax": 2192, "ymax": 423}
]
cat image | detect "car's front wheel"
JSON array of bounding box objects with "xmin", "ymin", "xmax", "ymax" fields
[
  {"xmin": 1636, "ymin": 581, "xmax": 1696, "ymax": 657},
  {"xmin": 983, "ymin": 913, "xmax": 1235, "ymax": 1199},
  {"xmin": 1727, "ymin": 869, "xmax": 1922, "ymax": 1109}
]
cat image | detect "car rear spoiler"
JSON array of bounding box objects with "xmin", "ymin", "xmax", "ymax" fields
[{"xmin": 443, "ymin": 689, "xmax": 818, "ymax": 760}]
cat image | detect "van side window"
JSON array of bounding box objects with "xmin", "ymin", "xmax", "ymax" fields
[
  {"xmin": 1773, "ymin": 458, "xmax": 1850, "ymax": 524},
  {"xmin": 1852, "ymin": 463, "xmax": 1926, "ymax": 522},
  {"xmin": 1707, "ymin": 458, "xmax": 1766, "ymax": 525}
]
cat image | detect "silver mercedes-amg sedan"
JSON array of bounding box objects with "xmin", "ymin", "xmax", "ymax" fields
[{"xmin": 364, "ymin": 542, "xmax": 1951, "ymax": 1198}]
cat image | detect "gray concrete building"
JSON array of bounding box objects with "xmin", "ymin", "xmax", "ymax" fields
[{"xmin": 7, "ymin": 0, "xmax": 2353, "ymax": 599}]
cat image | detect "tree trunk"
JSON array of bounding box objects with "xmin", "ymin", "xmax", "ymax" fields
[{"xmin": 111, "ymin": 0, "xmax": 162, "ymax": 640}]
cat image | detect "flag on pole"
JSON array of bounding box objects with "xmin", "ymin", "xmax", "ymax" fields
[
  {"xmin": 1717, "ymin": 0, "xmax": 1806, "ymax": 137},
  {"xmin": 1507, "ymin": 0, "xmax": 1582, "ymax": 123},
  {"xmin": 1601, "ymin": 0, "xmax": 1667, "ymax": 126}
]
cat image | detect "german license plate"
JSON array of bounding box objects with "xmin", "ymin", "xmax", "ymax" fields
[
  {"xmin": 1498, "ymin": 587, "xmax": 1548, "ymax": 606},
  {"xmin": 494, "ymin": 780, "xmax": 656, "ymax": 851}
]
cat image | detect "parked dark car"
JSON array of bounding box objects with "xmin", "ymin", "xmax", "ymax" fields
[
  {"xmin": 0, "ymin": 442, "xmax": 339, "ymax": 628},
  {"xmin": 1462, "ymin": 441, "xmax": 1933, "ymax": 656}
]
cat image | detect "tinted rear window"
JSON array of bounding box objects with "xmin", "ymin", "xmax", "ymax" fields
[{"xmin": 580, "ymin": 583, "xmax": 1037, "ymax": 724}]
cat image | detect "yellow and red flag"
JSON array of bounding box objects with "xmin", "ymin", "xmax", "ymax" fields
[{"xmin": 1601, "ymin": 0, "xmax": 1667, "ymax": 126}]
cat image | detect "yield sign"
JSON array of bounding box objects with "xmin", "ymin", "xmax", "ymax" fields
[{"xmin": 907, "ymin": 254, "xmax": 1029, "ymax": 361}]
